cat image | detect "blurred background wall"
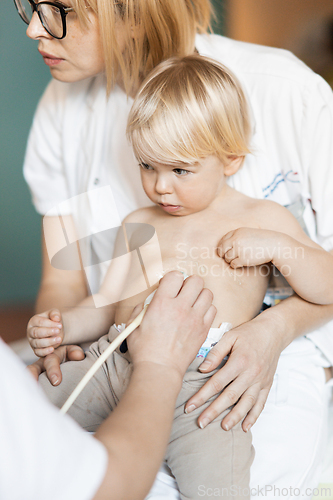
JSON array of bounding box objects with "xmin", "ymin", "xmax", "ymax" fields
[
  {"xmin": 226, "ymin": 0, "xmax": 333, "ymax": 84},
  {"xmin": 0, "ymin": 2, "xmax": 225, "ymax": 341},
  {"xmin": 0, "ymin": 1, "xmax": 50, "ymax": 341},
  {"xmin": 1, "ymin": 0, "xmax": 333, "ymax": 342},
  {"xmin": 1, "ymin": 2, "xmax": 49, "ymax": 306}
]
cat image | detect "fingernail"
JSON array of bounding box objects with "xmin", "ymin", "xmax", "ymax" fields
[
  {"xmin": 52, "ymin": 329, "xmax": 60, "ymax": 334},
  {"xmin": 53, "ymin": 337, "xmax": 62, "ymax": 344},
  {"xmin": 199, "ymin": 417, "xmax": 210, "ymax": 429},
  {"xmin": 200, "ymin": 360, "xmax": 211, "ymax": 371},
  {"xmin": 50, "ymin": 375, "xmax": 59, "ymax": 385},
  {"xmin": 244, "ymin": 424, "xmax": 252, "ymax": 432},
  {"xmin": 185, "ymin": 404, "xmax": 196, "ymax": 414},
  {"xmin": 223, "ymin": 421, "xmax": 233, "ymax": 431}
]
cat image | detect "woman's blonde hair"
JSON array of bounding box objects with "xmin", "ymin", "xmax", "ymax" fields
[
  {"xmin": 71, "ymin": 0, "xmax": 212, "ymax": 94},
  {"xmin": 127, "ymin": 55, "xmax": 252, "ymax": 166}
]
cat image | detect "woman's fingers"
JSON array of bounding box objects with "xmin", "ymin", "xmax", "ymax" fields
[
  {"xmin": 241, "ymin": 387, "xmax": 271, "ymax": 432},
  {"xmin": 185, "ymin": 354, "xmax": 238, "ymax": 415},
  {"xmin": 125, "ymin": 303, "xmax": 144, "ymax": 327},
  {"xmin": 155, "ymin": 270, "xmax": 187, "ymax": 299},
  {"xmin": 27, "ymin": 345, "xmax": 85, "ymax": 386},
  {"xmin": 66, "ymin": 345, "xmax": 85, "ymax": 361},
  {"xmin": 192, "ymin": 288, "xmax": 214, "ymax": 315},
  {"xmin": 219, "ymin": 383, "xmax": 261, "ymax": 431},
  {"xmin": 41, "ymin": 351, "xmax": 65, "ymax": 385},
  {"xmin": 42, "ymin": 345, "xmax": 85, "ymax": 385},
  {"xmin": 26, "ymin": 358, "xmax": 46, "ymax": 381},
  {"xmin": 186, "ymin": 370, "xmax": 266, "ymax": 431},
  {"xmin": 179, "ymin": 274, "xmax": 205, "ymax": 307},
  {"xmin": 198, "ymin": 335, "xmax": 234, "ymax": 372},
  {"xmin": 203, "ymin": 304, "xmax": 217, "ymax": 329}
]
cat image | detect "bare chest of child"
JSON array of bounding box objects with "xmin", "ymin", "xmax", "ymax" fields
[{"xmin": 114, "ymin": 204, "xmax": 269, "ymax": 328}]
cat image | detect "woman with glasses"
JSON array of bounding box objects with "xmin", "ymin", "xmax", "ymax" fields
[{"xmin": 14, "ymin": 0, "xmax": 333, "ymax": 498}]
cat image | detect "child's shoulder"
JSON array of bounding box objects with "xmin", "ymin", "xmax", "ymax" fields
[
  {"xmin": 246, "ymin": 197, "xmax": 285, "ymax": 214},
  {"xmin": 230, "ymin": 189, "xmax": 286, "ymax": 216},
  {"xmin": 246, "ymin": 197, "xmax": 299, "ymax": 231}
]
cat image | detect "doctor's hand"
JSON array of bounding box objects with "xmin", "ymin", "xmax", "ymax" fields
[
  {"xmin": 27, "ymin": 345, "xmax": 85, "ymax": 386},
  {"xmin": 128, "ymin": 271, "xmax": 216, "ymax": 380},
  {"xmin": 184, "ymin": 307, "xmax": 285, "ymax": 432}
]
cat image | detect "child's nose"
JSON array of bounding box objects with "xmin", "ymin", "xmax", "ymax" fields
[{"xmin": 155, "ymin": 175, "xmax": 173, "ymax": 195}]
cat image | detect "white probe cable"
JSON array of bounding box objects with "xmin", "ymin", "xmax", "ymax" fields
[{"xmin": 60, "ymin": 305, "xmax": 148, "ymax": 415}]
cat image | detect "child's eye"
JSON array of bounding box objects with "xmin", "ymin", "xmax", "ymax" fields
[
  {"xmin": 140, "ymin": 162, "xmax": 153, "ymax": 171},
  {"xmin": 173, "ymin": 168, "xmax": 190, "ymax": 176}
]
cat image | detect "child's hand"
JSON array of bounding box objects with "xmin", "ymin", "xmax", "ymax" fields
[
  {"xmin": 217, "ymin": 227, "xmax": 277, "ymax": 268},
  {"xmin": 27, "ymin": 309, "xmax": 64, "ymax": 357}
]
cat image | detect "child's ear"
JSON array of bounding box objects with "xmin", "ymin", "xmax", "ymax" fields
[{"xmin": 223, "ymin": 155, "xmax": 244, "ymax": 177}]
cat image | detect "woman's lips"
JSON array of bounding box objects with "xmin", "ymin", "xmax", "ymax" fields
[
  {"xmin": 159, "ymin": 203, "xmax": 181, "ymax": 213},
  {"xmin": 39, "ymin": 51, "xmax": 64, "ymax": 66}
]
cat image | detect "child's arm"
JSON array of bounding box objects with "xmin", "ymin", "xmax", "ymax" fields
[
  {"xmin": 218, "ymin": 203, "xmax": 333, "ymax": 305},
  {"xmin": 27, "ymin": 222, "xmax": 135, "ymax": 357},
  {"xmin": 27, "ymin": 299, "xmax": 116, "ymax": 357}
]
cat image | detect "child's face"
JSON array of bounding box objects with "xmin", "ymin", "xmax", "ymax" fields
[{"xmin": 140, "ymin": 155, "xmax": 232, "ymax": 216}]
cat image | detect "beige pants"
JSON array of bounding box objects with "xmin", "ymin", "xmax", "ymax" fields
[{"xmin": 40, "ymin": 326, "xmax": 254, "ymax": 499}]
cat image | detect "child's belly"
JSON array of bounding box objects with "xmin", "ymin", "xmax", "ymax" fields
[{"xmin": 114, "ymin": 253, "xmax": 269, "ymax": 328}]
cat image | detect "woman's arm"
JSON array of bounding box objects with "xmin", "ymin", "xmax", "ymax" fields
[{"xmin": 36, "ymin": 217, "xmax": 89, "ymax": 313}]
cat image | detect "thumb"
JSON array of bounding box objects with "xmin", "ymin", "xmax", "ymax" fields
[
  {"xmin": 199, "ymin": 335, "xmax": 233, "ymax": 372},
  {"xmin": 216, "ymin": 238, "xmax": 224, "ymax": 258},
  {"xmin": 49, "ymin": 308, "xmax": 61, "ymax": 323},
  {"xmin": 125, "ymin": 303, "xmax": 144, "ymax": 327},
  {"xmin": 66, "ymin": 345, "xmax": 85, "ymax": 361}
]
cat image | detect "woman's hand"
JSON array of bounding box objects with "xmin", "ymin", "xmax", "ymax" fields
[
  {"xmin": 184, "ymin": 308, "xmax": 286, "ymax": 432},
  {"xmin": 27, "ymin": 309, "xmax": 64, "ymax": 357},
  {"xmin": 27, "ymin": 345, "xmax": 85, "ymax": 386}
]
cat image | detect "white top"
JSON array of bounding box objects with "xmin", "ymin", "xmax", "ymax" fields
[
  {"xmin": 24, "ymin": 34, "xmax": 333, "ymax": 363},
  {"xmin": 0, "ymin": 339, "xmax": 108, "ymax": 500}
]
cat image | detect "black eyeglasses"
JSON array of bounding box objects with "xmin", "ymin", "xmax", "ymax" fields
[{"xmin": 13, "ymin": 0, "xmax": 74, "ymax": 39}]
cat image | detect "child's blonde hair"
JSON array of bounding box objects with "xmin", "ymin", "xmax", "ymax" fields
[
  {"xmin": 127, "ymin": 55, "xmax": 252, "ymax": 166},
  {"xmin": 71, "ymin": 0, "xmax": 212, "ymax": 94}
]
